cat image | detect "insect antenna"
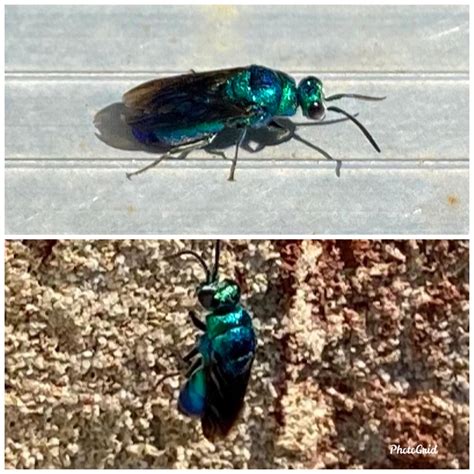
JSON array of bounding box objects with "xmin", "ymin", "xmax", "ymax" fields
[
  {"xmin": 291, "ymin": 132, "xmax": 336, "ymax": 162},
  {"xmin": 167, "ymin": 249, "xmax": 211, "ymax": 283},
  {"xmin": 325, "ymin": 93, "xmax": 386, "ymax": 102},
  {"xmin": 210, "ymin": 240, "xmax": 221, "ymax": 282},
  {"xmin": 154, "ymin": 371, "xmax": 181, "ymax": 388},
  {"xmin": 326, "ymin": 105, "xmax": 381, "ymax": 153},
  {"xmin": 292, "ymin": 112, "xmax": 360, "ymax": 127}
]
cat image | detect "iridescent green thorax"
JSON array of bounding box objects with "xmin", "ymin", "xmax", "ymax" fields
[
  {"xmin": 205, "ymin": 305, "xmax": 252, "ymax": 340},
  {"xmin": 275, "ymin": 73, "xmax": 298, "ymax": 116},
  {"xmin": 297, "ymin": 76, "xmax": 324, "ymax": 117},
  {"xmin": 198, "ymin": 304, "xmax": 255, "ymax": 379},
  {"xmin": 225, "ymin": 65, "xmax": 298, "ymax": 125}
]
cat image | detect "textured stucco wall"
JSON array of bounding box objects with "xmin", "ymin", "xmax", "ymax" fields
[{"xmin": 5, "ymin": 240, "xmax": 469, "ymax": 468}]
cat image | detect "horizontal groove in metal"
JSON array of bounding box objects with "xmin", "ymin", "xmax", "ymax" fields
[{"xmin": 5, "ymin": 5, "xmax": 469, "ymax": 235}]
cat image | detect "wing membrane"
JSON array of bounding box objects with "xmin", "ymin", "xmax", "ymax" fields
[
  {"xmin": 123, "ymin": 67, "xmax": 244, "ymax": 109},
  {"xmin": 201, "ymin": 353, "xmax": 254, "ymax": 440},
  {"xmin": 122, "ymin": 67, "xmax": 255, "ymax": 131}
]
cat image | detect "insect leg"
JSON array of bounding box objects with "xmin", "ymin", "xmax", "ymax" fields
[
  {"xmin": 189, "ymin": 310, "xmax": 206, "ymax": 331},
  {"xmin": 271, "ymin": 119, "xmax": 334, "ymax": 159},
  {"xmin": 271, "ymin": 118, "xmax": 342, "ymax": 177},
  {"xmin": 183, "ymin": 345, "xmax": 199, "ymax": 363},
  {"xmin": 228, "ymin": 127, "xmax": 247, "ymax": 181},
  {"xmin": 185, "ymin": 356, "xmax": 204, "ymax": 378},
  {"xmin": 126, "ymin": 135, "xmax": 217, "ymax": 180},
  {"xmin": 291, "ymin": 113, "xmax": 360, "ymax": 128},
  {"xmin": 205, "ymin": 149, "xmax": 229, "ymax": 161},
  {"xmin": 266, "ymin": 120, "xmax": 293, "ymax": 140},
  {"xmin": 203, "ymin": 133, "xmax": 230, "ymax": 161},
  {"xmin": 126, "ymin": 151, "xmax": 171, "ymax": 180},
  {"xmin": 154, "ymin": 371, "xmax": 181, "ymax": 387}
]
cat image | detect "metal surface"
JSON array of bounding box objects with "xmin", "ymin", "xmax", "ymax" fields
[{"xmin": 5, "ymin": 5, "xmax": 469, "ymax": 235}]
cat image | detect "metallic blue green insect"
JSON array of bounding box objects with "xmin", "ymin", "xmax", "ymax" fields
[
  {"xmin": 170, "ymin": 240, "xmax": 256, "ymax": 440},
  {"xmin": 123, "ymin": 65, "xmax": 385, "ymax": 180}
]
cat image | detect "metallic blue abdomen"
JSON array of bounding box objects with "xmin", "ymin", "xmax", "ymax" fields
[{"xmin": 132, "ymin": 121, "xmax": 225, "ymax": 147}]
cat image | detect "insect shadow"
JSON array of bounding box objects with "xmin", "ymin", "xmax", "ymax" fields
[{"xmin": 93, "ymin": 103, "xmax": 357, "ymax": 178}]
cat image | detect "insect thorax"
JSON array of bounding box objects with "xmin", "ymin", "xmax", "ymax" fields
[
  {"xmin": 204, "ymin": 305, "xmax": 253, "ymax": 344},
  {"xmin": 225, "ymin": 65, "xmax": 298, "ymax": 125}
]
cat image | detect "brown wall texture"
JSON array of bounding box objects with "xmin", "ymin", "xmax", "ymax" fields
[{"xmin": 4, "ymin": 240, "xmax": 469, "ymax": 468}]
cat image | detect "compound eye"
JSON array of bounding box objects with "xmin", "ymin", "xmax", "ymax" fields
[
  {"xmin": 308, "ymin": 102, "xmax": 325, "ymax": 120},
  {"xmin": 198, "ymin": 288, "xmax": 216, "ymax": 309}
]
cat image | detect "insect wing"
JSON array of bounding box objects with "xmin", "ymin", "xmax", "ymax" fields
[
  {"xmin": 122, "ymin": 67, "xmax": 256, "ymax": 131},
  {"xmin": 123, "ymin": 67, "xmax": 244, "ymax": 109},
  {"xmin": 201, "ymin": 350, "xmax": 254, "ymax": 440}
]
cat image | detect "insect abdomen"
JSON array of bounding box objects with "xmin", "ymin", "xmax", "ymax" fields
[
  {"xmin": 213, "ymin": 326, "xmax": 256, "ymax": 375},
  {"xmin": 131, "ymin": 121, "xmax": 225, "ymax": 146},
  {"xmin": 199, "ymin": 314, "xmax": 255, "ymax": 440},
  {"xmin": 178, "ymin": 368, "xmax": 206, "ymax": 416}
]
